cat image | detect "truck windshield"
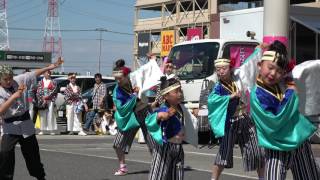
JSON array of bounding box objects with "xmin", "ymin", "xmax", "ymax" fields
[{"xmin": 168, "ymin": 42, "xmax": 219, "ymax": 80}]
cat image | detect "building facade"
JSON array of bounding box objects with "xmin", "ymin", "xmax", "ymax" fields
[{"xmin": 133, "ymin": 0, "xmax": 319, "ymax": 68}]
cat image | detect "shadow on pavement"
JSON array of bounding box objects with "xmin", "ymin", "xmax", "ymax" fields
[{"xmin": 127, "ymin": 170, "xmax": 149, "ymax": 175}]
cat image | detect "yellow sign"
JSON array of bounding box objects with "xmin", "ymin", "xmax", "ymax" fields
[{"xmin": 161, "ymin": 30, "xmax": 175, "ymax": 57}]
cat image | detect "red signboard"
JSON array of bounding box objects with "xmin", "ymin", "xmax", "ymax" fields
[{"xmin": 187, "ymin": 27, "xmax": 203, "ymax": 41}]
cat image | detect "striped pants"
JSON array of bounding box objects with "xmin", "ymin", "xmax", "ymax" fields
[
  {"xmin": 149, "ymin": 142, "xmax": 184, "ymax": 180},
  {"xmin": 214, "ymin": 115, "xmax": 264, "ymax": 171},
  {"xmin": 113, "ymin": 106, "xmax": 155, "ymax": 153},
  {"xmin": 265, "ymin": 141, "xmax": 320, "ymax": 180}
]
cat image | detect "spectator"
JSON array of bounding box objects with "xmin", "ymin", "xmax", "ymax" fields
[
  {"xmin": 83, "ymin": 73, "xmax": 106, "ymax": 132},
  {"xmin": 36, "ymin": 70, "xmax": 57, "ymax": 135},
  {"xmin": 64, "ymin": 73, "xmax": 87, "ymax": 136},
  {"xmin": 101, "ymin": 110, "xmax": 117, "ymax": 135},
  {"xmin": 93, "ymin": 110, "xmax": 105, "ymax": 135}
]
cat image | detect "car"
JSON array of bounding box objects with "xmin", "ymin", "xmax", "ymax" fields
[
  {"xmin": 36, "ymin": 74, "xmax": 67, "ymax": 82},
  {"xmin": 54, "ymin": 76, "xmax": 115, "ymax": 124}
]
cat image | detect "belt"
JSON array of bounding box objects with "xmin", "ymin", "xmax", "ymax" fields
[
  {"xmin": 4, "ymin": 112, "xmax": 30, "ymax": 123},
  {"xmin": 168, "ymin": 135, "xmax": 184, "ymax": 144}
]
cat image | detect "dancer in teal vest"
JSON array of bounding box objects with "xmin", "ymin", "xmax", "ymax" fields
[
  {"xmin": 112, "ymin": 60, "xmax": 155, "ymax": 176},
  {"xmin": 250, "ymin": 40, "xmax": 319, "ymax": 180},
  {"xmin": 208, "ymin": 56, "xmax": 264, "ymax": 180},
  {"xmin": 146, "ymin": 76, "xmax": 187, "ymax": 180}
]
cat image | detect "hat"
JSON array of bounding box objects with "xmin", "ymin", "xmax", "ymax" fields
[
  {"xmin": 0, "ymin": 65, "xmax": 13, "ymax": 77},
  {"xmin": 159, "ymin": 76, "xmax": 181, "ymax": 96},
  {"xmin": 112, "ymin": 70, "xmax": 124, "ymax": 77},
  {"xmin": 214, "ymin": 58, "xmax": 231, "ymax": 67}
]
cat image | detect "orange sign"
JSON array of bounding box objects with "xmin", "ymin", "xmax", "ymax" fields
[{"xmin": 161, "ymin": 30, "xmax": 175, "ymax": 57}]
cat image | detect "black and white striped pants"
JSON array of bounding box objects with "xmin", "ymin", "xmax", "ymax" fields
[
  {"xmin": 113, "ymin": 106, "xmax": 155, "ymax": 153},
  {"xmin": 265, "ymin": 141, "xmax": 320, "ymax": 180},
  {"xmin": 214, "ymin": 115, "xmax": 264, "ymax": 171},
  {"xmin": 148, "ymin": 142, "xmax": 184, "ymax": 180}
]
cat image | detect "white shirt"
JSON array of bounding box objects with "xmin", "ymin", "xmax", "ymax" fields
[
  {"xmin": 43, "ymin": 77, "xmax": 51, "ymax": 88},
  {"xmin": 0, "ymin": 72, "xmax": 37, "ymax": 138}
]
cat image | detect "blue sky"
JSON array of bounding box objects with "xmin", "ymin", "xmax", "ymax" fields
[{"xmin": 7, "ymin": 0, "xmax": 136, "ymax": 75}]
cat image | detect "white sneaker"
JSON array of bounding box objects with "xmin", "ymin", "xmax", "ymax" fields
[
  {"xmin": 38, "ymin": 131, "xmax": 44, "ymax": 135},
  {"xmin": 50, "ymin": 132, "xmax": 55, "ymax": 135},
  {"xmin": 78, "ymin": 131, "xmax": 87, "ymax": 136}
]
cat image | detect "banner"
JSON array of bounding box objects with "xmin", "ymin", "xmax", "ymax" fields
[
  {"xmin": 130, "ymin": 59, "xmax": 164, "ymax": 98},
  {"xmin": 230, "ymin": 45, "xmax": 255, "ymax": 67},
  {"xmin": 138, "ymin": 33, "xmax": 150, "ymax": 59},
  {"xmin": 187, "ymin": 27, "xmax": 203, "ymax": 41},
  {"xmin": 161, "ymin": 30, "xmax": 175, "ymax": 57}
]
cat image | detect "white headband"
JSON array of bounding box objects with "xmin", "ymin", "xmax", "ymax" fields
[
  {"xmin": 160, "ymin": 83, "xmax": 181, "ymax": 96},
  {"xmin": 215, "ymin": 58, "xmax": 230, "ymax": 67}
]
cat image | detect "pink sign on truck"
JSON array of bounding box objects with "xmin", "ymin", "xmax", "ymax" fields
[{"xmin": 230, "ymin": 45, "xmax": 255, "ymax": 67}]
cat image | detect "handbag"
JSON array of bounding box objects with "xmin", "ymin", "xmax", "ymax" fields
[
  {"xmin": 199, "ymin": 79, "xmax": 211, "ymax": 108},
  {"xmin": 74, "ymin": 101, "xmax": 84, "ymax": 113},
  {"xmin": 198, "ymin": 79, "xmax": 212, "ymax": 132}
]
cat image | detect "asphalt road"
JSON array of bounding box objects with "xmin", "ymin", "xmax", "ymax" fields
[{"xmin": 7, "ymin": 135, "xmax": 320, "ymax": 180}]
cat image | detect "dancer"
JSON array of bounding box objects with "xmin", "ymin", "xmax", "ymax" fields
[{"xmin": 0, "ymin": 58, "xmax": 63, "ymax": 180}]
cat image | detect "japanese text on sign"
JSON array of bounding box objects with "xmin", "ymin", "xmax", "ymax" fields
[{"xmin": 161, "ymin": 30, "xmax": 175, "ymax": 57}]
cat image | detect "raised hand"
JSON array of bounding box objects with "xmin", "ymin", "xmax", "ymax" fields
[
  {"xmin": 257, "ymin": 42, "xmax": 269, "ymax": 50},
  {"xmin": 48, "ymin": 57, "xmax": 64, "ymax": 70},
  {"xmin": 230, "ymin": 91, "xmax": 241, "ymax": 99},
  {"xmin": 157, "ymin": 112, "xmax": 170, "ymax": 121},
  {"xmin": 167, "ymin": 107, "xmax": 176, "ymax": 117}
]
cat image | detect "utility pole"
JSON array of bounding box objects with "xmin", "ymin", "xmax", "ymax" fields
[
  {"xmin": 263, "ymin": 0, "xmax": 289, "ymax": 46},
  {"xmin": 95, "ymin": 28, "xmax": 108, "ymax": 74}
]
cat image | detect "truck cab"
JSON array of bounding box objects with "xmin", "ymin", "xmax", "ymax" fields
[
  {"xmin": 168, "ymin": 39, "xmax": 259, "ymax": 144},
  {"xmin": 168, "ymin": 39, "xmax": 259, "ymax": 109}
]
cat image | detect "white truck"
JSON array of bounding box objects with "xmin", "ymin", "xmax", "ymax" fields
[
  {"xmin": 167, "ymin": 39, "xmax": 259, "ymax": 143},
  {"xmin": 168, "ymin": 39, "xmax": 259, "ymax": 108}
]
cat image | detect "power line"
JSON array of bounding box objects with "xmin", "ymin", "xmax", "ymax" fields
[
  {"xmin": 61, "ymin": 4, "xmax": 131, "ymax": 26},
  {"xmin": 10, "ymin": 36, "xmax": 131, "ymax": 44},
  {"xmin": 7, "ymin": 0, "xmax": 34, "ymax": 10},
  {"xmin": 7, "ymin": 2, "xmax": 45, "ymax": 19},
  {"xmin": 9, "ymin": 10, "xmax": 46, "ymax": 25},
  {"xmin": 94, "ymin": 0, "xmax": 133, "ymax": 9},
  {"xmin": 8, "ymin": 27, "xmax": 134, "ymax": 35}
]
